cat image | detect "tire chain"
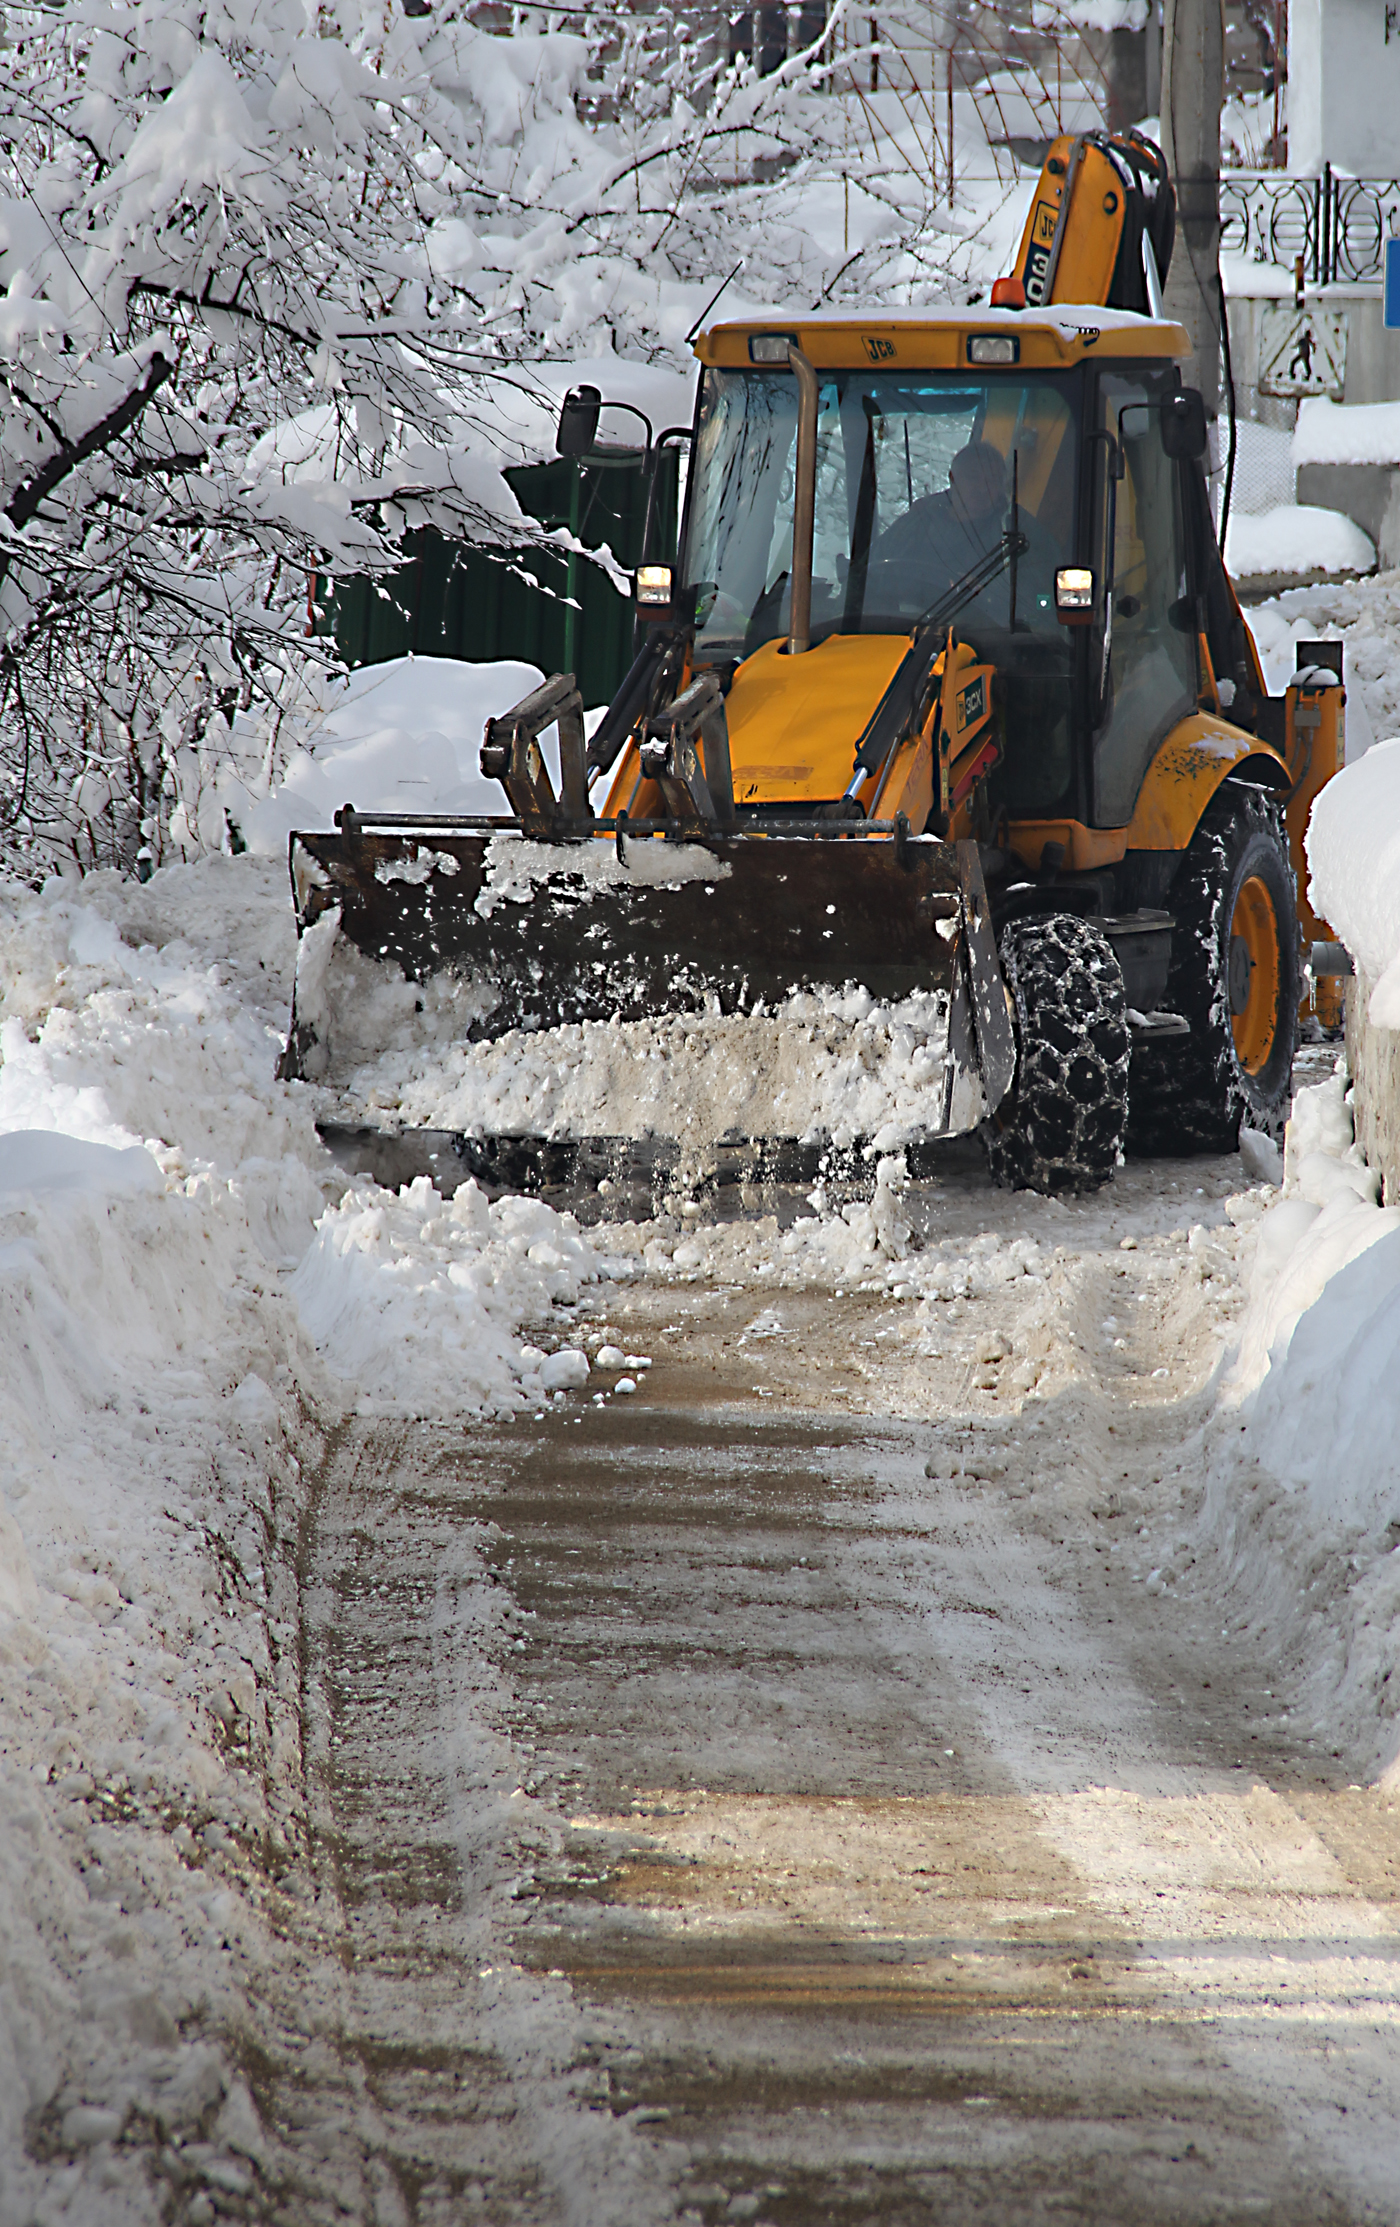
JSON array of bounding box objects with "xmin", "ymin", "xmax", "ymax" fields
[
  {"xmin": 984, "ymin": 912, "xmax": 1130, "ymax": 1194},
  {"xmin": 1126, "ymin": 787, "xmax": 1297, "ymax": 1155}
]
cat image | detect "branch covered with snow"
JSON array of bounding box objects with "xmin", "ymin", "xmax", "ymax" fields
[{"xmin": 0, "ymin": 0, "xmax": 1017, "ymax": 875}]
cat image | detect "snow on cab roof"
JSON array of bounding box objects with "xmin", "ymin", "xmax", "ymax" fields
[{"xmin": 696, "ymin": 302, "xmax": 1189, "ymax": 366}]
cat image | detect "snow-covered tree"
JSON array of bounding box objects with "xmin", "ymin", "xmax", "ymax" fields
[{"xmin": 0, "ymin": 0, "xmax": 1016, "ymax": 874}]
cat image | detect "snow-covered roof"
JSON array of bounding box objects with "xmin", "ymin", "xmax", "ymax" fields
[
  {"xmin": 706, "ymin": 302, "xmax": 1176, "ymax": 333},
  {"xmin": 697, "ymin": 304, "xmax": 1189, "ymax": 367}
]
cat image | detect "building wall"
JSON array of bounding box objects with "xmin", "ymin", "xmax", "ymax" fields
[{"xmin": 1288, "ymin": 0, "xmax": 1400, "ymax": 177}]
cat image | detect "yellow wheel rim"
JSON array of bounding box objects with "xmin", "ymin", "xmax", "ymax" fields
[{"xmin": 1228, "ymin": 874, "xmax": 1281, "ymax": 1074}]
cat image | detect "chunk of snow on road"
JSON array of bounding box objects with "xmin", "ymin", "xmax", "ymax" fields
[
  {"xmin": 290, "ymin": 1174, "xmax": 607, "ymax": 1415},
  {"xmin": 1238, "ymin": 1126, "xmax": 1283, "ymax": 1187},
  {"xmin": 541, "ymin": 1346, "xmax": 589, "ymax": 1390}
]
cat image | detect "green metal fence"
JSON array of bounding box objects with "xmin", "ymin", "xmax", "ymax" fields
[{"xmin": 315, "ymin": 449, "xmax": 681, "ymax": 707}]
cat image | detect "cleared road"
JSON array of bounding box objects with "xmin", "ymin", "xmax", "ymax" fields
[{"xmin": 266, "ymin": 1157, "xmax": 1400, "ymax": 2226}]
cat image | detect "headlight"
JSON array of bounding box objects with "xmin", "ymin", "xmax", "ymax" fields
[
  {"xmin": 635, "ymin": 564, "xmax": 674, "ymax": 608},
  {"xmin": 967, "ymin": 334, "xmax": 1020, "ymax": 365},
  {"xmin": 1054, "ymin": 566, "xmax": 1095, "ymax": 622},
  {"xmin": 748, "ymin": 333, "xmax": 799, "ymax": 364}
]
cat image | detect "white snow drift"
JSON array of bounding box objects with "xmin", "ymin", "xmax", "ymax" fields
[
  {"xmin": 1307, "ymin": 733, "xmax": 1400, "ymax": 1023},
  {"xmin": 0, "ymin": 855, "xmax": 616, "ymax": 2222}
]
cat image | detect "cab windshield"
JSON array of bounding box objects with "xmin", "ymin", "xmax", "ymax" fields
[{"xmin": 683, "ymin": 364, "xmax": 1082, "ymax": 664}]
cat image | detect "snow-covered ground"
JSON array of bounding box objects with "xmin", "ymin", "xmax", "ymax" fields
[
  {"xmin": 0, "ymin": 859, "xmax": 625, "ymax": 2222},
  {"xmin": 5, "ymin": 571, "xmax": 1400, "ymax": 2210}
]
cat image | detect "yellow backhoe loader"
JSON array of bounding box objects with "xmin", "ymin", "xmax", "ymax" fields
[{"xmin": 282, "ymin": 130, "xmax": 1347, "ymax": 1195}]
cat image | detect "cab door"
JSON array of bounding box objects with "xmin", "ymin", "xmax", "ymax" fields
[{"xmin": 1091, "ymin": 374, "xmax": 1199, "ymax": 827}]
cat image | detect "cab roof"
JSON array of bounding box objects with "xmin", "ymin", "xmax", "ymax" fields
[{"xmin": 694, "ymin": 304, "xmax": 1189, "ymax": 373}]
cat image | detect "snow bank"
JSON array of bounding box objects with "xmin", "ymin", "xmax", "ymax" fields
[
  {"xmin": 228, "ymin": 655, "xmax": 548, "ymax": 855},
  {"xmin": 1243, "ymin": 576, "xmax": 1399, "ymax": 754},
  {"xmin": 1294, "ymin": 395, "xmax": 1400, "ymax": 469},
  {"xmin": 1221, "ymin": 253, "xmax": 1296, "ymax": 299},
  {"xmin": 1306, "ymin": 735, "xmax": 1400, "ymax": 1023},
  {"xmin": 0, "ymin": 862, "xmax": 331, "ymax": 2217},
  {"xmin": 1202, "ymin": 1069, "xmax": 1400, "ymax": 1778},
  {"xmin": 1224, "ymin": 502, "xmax": 1375, "ymax": 581},
  {"xmin": 0, "ymin": 853, "xmax": 625, "ymax": 2215}
]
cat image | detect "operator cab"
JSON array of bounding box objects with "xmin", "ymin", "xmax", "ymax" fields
[{"xmin": 654, "ymin": 311, "xmax": 1259, "ymax": 836}]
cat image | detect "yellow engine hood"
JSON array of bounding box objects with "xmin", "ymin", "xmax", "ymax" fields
[{"xmin": 724, "ymin": 633, "xmax": 910, "ymax": 806}]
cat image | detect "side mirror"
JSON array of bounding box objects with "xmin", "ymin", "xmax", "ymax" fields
[
  {"xmin": 1162, "ymin": 388, "xmax": 1208, "ymax": 461},
  {"xmin": 556, "ymin": 385, "xmax": 602, "ymax": 458}
]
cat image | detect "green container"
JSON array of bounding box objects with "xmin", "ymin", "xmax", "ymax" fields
[{"xmin": 316, "ymin": 449, "xmax": 681, "ymax": 707}]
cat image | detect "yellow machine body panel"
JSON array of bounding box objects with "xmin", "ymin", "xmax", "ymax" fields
[
  {"xmin": 1284, "ymin": 675, "xmax": 1344, "ymax": 940},
  {"xmin": 597, "ymin": 632, "xmax": 911, "ymax": 819},
  {"xmin": 1124, "ymin": 716, "xmax": 1290, "ymax": 850},
  {"xmin": 1285, "ymin": 668, "xmax": 1347, "ymax": 1025},
  {"xmin": 862, "ymin": 640, "xmax": 998, "ymax": 833},
  {"xmin": 722, "ymin": 634, "xmax": 909, "ymax": 806},
  {"xmin": 1012, "ymin": 135, "xmax": 1130, "ymax": 308},
  {"xmin": 1006, "ymin": 715, "xmax": 1290, "ymax": 878},
  {"xmin": 695, "ymin": 311, "xmax": 1189, "ymax": 375}
]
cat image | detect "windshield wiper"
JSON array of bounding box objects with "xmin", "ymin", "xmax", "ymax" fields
[{"xmin": 848, "ymin": 526, "xmax": 1028, "ymax": 784}]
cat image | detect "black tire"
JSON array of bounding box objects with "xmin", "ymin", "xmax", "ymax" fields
[
  {"xmin": 1126, "ymin": 787, "xmax": 1299, "ymax": 1155},
  {"xmin": 983, "ymin": 912, "xmax": 1130, "ymax": 1195}
]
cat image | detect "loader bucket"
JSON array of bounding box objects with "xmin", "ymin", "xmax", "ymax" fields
[{"xmin": 280, "ymin": 812, "xmax": 1014, "ymax": 1167}]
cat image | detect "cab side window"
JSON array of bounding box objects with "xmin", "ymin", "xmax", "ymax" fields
[{"xmin": 1093, "ymin": 379, "xmax": 1197, "ymax": 825}]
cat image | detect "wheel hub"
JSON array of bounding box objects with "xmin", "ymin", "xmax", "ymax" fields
[
  {"xmin": 1228, "ymin": 933, "xmax": 1254, "ymax": 1016},
  {"xmin": 1229, "ymin": 874, "xmax": 1282, "ymax": 1074}
]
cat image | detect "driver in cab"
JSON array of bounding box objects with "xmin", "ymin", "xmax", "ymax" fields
[{"xmin": 871, "ymin": 440, "xmax": 1062, "ymax": 627}]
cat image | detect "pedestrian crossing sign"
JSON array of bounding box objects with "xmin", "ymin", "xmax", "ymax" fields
[{"xmin": 1257, "ymin": 306, "xmax": 1349, "ymax": 398}]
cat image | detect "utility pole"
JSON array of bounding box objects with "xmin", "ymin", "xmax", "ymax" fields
[{"xmin": 1160, "ymin": 0, "xmax": 1223, "ymax": 421}]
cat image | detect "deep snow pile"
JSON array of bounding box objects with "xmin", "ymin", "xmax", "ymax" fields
[
  {"xmin": 218, "ymin": 656, "xmax": 550, "ymax": 858},
  {"xmin": 1307, "ymin": 735, "xmax": 1400, "ymax": 1021},
  {"xmin": 1245, "ymin": 570, "xmax": 1400, "ymax": 758},
  {"xmin": 1293, "ymin": 396, "xmax": 1400, "ymax": 469},
  {"xmin": 309, "ymin": 983, "xmax": 966, "ymax": 1157},
  {"xmin": 1198, "ymin": 1068, "xmax": 1400, "ymax": 1779},
  {"xmin": 292, "ymin": 1175, "xmax": 606, "ymax": 1415},
  {"xmin": 0, "ymin": 855, "xmax": 617, "ymax": 2221}
]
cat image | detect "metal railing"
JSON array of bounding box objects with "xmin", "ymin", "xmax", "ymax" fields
[{"xmin": 1221, "ymin": 166, "xmax": 1400, "ymax": 285}]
